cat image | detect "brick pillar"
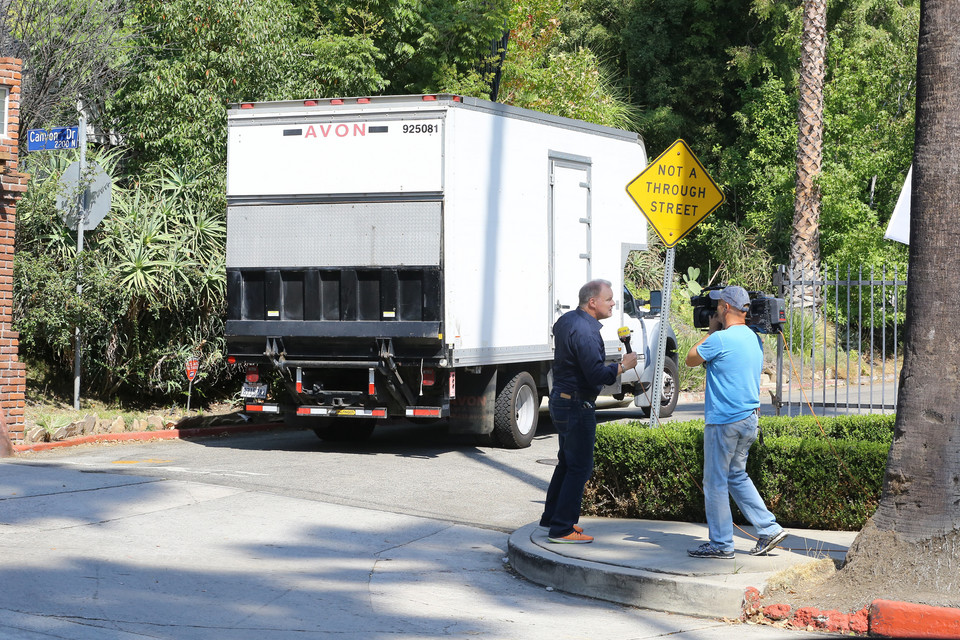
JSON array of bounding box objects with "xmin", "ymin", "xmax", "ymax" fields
[{"xmin": 0, "ymin": 58, "xmax": 28, "ymax": 444}]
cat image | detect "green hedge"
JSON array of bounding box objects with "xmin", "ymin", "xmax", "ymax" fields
[{"xmin": 584, "ymin": 415, "xmax": 893, "ymax": 531}]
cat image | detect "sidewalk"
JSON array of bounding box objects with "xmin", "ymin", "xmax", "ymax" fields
[{"xmin": 508, "ymin": 517, "xmax": 856, "ymax": 619}]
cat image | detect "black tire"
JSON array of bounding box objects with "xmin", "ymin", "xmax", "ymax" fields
[
  {"xmin": 493, "ymin": 371, "xmax": 540, "ymax": 449},
  {"xmin": 310, "ymin": 418, "xmax": 376, "ymax": 442},
  {"xmin": 641, "ymin": 356, "xmax": 680, "ymax": 419}
]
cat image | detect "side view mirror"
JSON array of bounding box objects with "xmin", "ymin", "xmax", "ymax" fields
[{"xmin": 646, "ymin": 290, "xmax": 662, "ymax": 314}]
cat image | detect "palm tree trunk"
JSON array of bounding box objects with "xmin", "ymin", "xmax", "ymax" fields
[
  {"xmin": 790, "ymin": 0, "xmax": 826, "ymax": 309},
  {"xmin": 842, "ymin": 0, "xmax": 960, "ymax": 599}
]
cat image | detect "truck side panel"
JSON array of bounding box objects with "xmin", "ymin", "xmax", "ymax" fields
[
  {"xmin": 441, "ymin": 105, "xmax": 648, "ymax": 365},
  {"xmin": 441, "ymin": 107, "xmax": 551, "ymax": 363}
]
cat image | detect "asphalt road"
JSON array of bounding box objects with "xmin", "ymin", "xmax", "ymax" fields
[{"xmin": 1, "ymin": 404, "xmax": 840, "ymax": 639}]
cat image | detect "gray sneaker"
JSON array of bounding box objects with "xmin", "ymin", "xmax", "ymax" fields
[
  {"xmin": 750, "ymin": 530, "xmax": 788, "ymax": 556},
  {"xmin": 687, "ymin": 542, "xmax": 734, "ymax": 559}
]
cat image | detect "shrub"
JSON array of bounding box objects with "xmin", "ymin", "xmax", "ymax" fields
[{"xmin": 585, "ymin": 414, "xmax": 892, "ymax": 531}]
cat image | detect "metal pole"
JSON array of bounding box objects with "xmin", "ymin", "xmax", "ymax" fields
[
  {"xmin": 73, "ymin": 111, "xmax": 87, "ymax": 410},
  {"xmin": 649, "ymin": 247, "xmax": 674, "ymax": 427}
]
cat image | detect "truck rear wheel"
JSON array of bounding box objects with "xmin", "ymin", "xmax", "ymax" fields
[
  {"xmin": 641, "ymin": 356, "xmax": 679, "ymax": 419},
  {"xmin": 493, "ymin": 371, "xmax": 539, "ymax": 449}
]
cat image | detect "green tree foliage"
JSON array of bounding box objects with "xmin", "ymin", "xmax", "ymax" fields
[
  {"xmin": 623, "ymin": 0, "xmax": 919, "ymax": 279},
  {"xmin": 618, "ymin": 0, "xmax": 780, "ymax": 156},
  {"xmin": 498, "ymin": 0, "xmax": 638, "ymax": 129},
  {"xmin": 709, "ymin": 0, "xmax": 914, "ymax": 271},
  {"xmin": 109, "ymin": 0, "xmax": 387, "ymax": 174},
  {"xmin": 292, "ymin": 0, "xmax": 511, "ymax": 97},
  {"xmin": 0, "ymin": 0, "xmax": 132, "ymax": 133}
]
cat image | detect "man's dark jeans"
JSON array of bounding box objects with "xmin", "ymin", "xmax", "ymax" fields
[{"xmin": 540, "ymin": 392, "xmax": 597, "ymax": 538}]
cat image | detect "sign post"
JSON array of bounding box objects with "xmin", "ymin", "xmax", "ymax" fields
[
  {"xmin": 625, "ymin": 139, "xmax": 725, "ymax": 426},
  {"xmin": 72, "ymin": 113, "xmax": 86, "ymax": 410},
  {"xmin": 32, "ymin": 108, "xmax": 112, "ymax": 410},
  {"xmin": 185, "ymin": 358, "xmax": 199, "ymax": 412}
]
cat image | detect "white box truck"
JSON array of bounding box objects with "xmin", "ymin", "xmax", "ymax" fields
[{"xmin": 225, "ymin": 94, "xmax": 678, "ymax": 447}]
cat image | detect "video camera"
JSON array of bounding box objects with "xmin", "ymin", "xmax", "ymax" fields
[{"xmin": 690, "ymin": 285, "xmax": 786, "ymax": 334}]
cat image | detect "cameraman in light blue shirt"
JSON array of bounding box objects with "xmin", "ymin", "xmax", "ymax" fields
[{"xmin": 684, "ymin": 285, "xmax": 787, "ymax": 559}]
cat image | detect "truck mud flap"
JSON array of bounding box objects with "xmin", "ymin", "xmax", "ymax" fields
[{"xmin": 448, "ymin": 367, "xmax": 496, "ymax": 435}]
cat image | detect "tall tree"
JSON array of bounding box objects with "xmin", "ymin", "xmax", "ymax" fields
[
  {"xmin": 790, "ymin": 0, "xmax": 826, "ymax": 306},
  {"xmin": 0, "ymin": 0, "xmax": 130, "ymax": 134},
  {"xmin": 839, "ymin": 0, "xmax": 960, "ymax": 603},
  {"xmin": 294, "ymin": 0, "xmax": 511, "ymax": 97}
]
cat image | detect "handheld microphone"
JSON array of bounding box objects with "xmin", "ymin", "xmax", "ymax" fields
[{"xmin": 617, "ymin": 326, "xmax": 633, "ymax": 354}]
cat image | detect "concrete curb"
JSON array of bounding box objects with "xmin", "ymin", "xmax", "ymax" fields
[
  {"xmin": 12, "ymin": 421, "xmax": 289, "ymax": 454},
  {"xmin": 869, "ymin": 599, "xmax": 960, "ymax": 639},
  {"xmin": 508, "ymin": 522, "xmax": 764, "ymax": 619},
  {"xmin": 745, "ymin": 595, "xmax": 960, "ymax": 637}
]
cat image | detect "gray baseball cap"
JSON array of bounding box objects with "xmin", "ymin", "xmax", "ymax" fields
[{"xmin": 720, "ymin": 285, "xmax": 751, "ymax": 311}]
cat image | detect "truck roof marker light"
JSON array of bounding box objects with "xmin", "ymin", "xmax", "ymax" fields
[
  {"xmin": 422, "ymin": 95, "xmax": 437, "ymax": 102},
  {"xmin": 303, "ymin": 100, "xmax": 318, "ymax": 106},
  {"xmin": 240, "ymin": 103, "xmax": 254, "ymax": 109},
  {"xmin": 330, "ymin": 99, "xmax": 344, "ymax": 105},
  {"xmin": 452, "ymin": 96, "xmax": 461, "ymax": 102},
  {"xmin": 357, "ymin": 98, "xmax": 370, "ymax": 104}
]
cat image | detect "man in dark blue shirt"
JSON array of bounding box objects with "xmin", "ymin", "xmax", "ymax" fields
[{"xmin": 540, "ymin": 279, "xmax": 637, "ymax": 543}]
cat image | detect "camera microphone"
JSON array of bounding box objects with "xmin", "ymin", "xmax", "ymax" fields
[{"xmin": 617, "ymin": 326, "xmax": 633, "ymax": 353}]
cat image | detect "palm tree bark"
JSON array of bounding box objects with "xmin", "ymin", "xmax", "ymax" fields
[
  {"xmin": 790, "ymin": 0, "xmax": 826, "ymax": 308},
  {"xmin": 841, "ymin": 0, "xmax": 960, "ymax": 602}
]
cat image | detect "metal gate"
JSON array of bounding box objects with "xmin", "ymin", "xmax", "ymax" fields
[{"xmin": 772, "ymin": 264, "xmax": 907, "ymax": 416}]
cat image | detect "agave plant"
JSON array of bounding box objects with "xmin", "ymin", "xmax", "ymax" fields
[{"xmin": 16, "ymin": 149, "xmax": 230, "ymax": 402}]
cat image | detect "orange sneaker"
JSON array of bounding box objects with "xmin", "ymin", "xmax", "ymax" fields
[{"xmin": 547, "ymin": 531, "xmax": 594, "ymax": 544}]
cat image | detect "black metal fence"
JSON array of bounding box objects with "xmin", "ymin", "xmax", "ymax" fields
[{"xmin": 772, "ymin": 264, "xmax": 907, "ymax": 416}]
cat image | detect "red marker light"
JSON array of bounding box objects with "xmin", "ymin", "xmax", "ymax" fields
[
  {"xmin": 422, "ymin": 95, "xmax": 437, "ymax": 101},
  {"xmin": 240, "ymin": 103, "xmax": 254, "ymax": 109},
  {"xmin": 330, "ymin": 99, "xmax": 344, "ymax": 105},
  {"xmin": 357, "ymin": 98, "xmax": 370, "ymax": 104},
  {"xmin": 303, "ymin": 100, "xmax": 318, "ymax": 106}
]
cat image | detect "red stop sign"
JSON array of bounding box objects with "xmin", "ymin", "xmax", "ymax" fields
[{"xmin": 186, "ymin": 358, "xmax": 199, "ymax": 381}]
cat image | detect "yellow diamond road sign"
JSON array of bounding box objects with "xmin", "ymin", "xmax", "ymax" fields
[{"xmin": 626, "ymin": 139, "xmax": 724, "ymax": 248}]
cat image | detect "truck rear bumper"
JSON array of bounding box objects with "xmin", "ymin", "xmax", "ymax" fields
[{"xmin": 241, "ymin": 403, "xmax": 444, "ymax": 419}]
